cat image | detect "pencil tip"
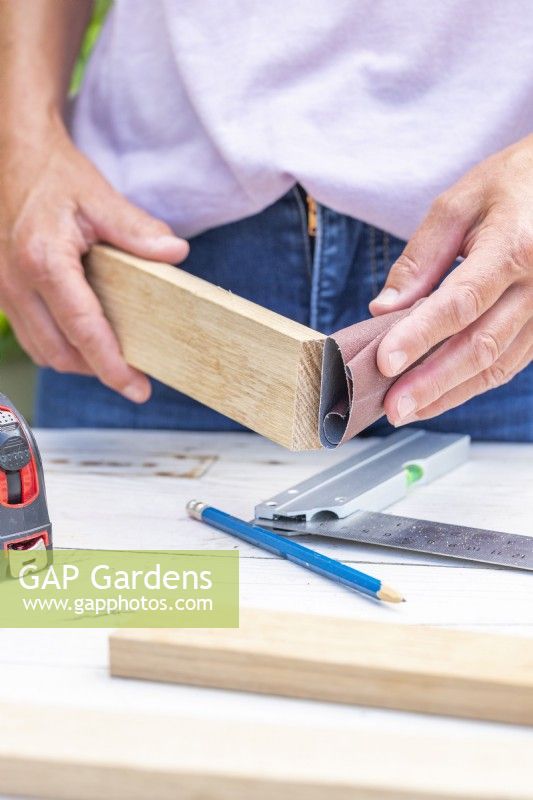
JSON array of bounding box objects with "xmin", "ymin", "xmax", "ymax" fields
[{"xmin": 377, "ymin": 585, "xmax": 406, "ymax": 604}]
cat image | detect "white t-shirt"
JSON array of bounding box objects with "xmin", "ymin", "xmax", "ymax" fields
[{"xmin": 72, "ymin": 0, "xmax": 533, "ymax": 240}]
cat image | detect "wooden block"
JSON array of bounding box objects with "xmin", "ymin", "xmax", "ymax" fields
[
  {"xmin": 110, "ymin": 608, "xmax": 533, "ymax": 725},
  {"xmin": 1, "ymin": 702, "xmax": 533, "ymax": 800},
  {"xmin": 85, "ymin": 245, "xmax": 325, "ymax": 450}
]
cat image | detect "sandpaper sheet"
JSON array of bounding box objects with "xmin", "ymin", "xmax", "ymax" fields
[{"xmin": 319, "ymin": 307, "xmax": 414, "ymax": 448}]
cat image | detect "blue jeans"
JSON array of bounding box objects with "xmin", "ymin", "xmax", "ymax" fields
[{"xmin": 36, "ymin": 188, "xmax": 532, "ymax": 441}]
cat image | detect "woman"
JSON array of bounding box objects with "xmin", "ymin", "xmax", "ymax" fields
[{"xmin": 0, "ymin": 0, "xmax": 531, "ymax": 440}]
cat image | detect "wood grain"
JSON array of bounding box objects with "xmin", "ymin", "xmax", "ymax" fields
[
  {"xmin": 85, "ymin": 245, "xmax": 325, "ymax": 450},
  {"xmin": 1, "ymin": 702, "xmax": 533, "ymax": 800},
  {"xmin": 110, "ymin": 608, "xmax": 533, "ymax": 725}
]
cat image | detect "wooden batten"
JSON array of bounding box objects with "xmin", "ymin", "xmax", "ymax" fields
[
  {"xmin": 1, "ymin": 701, "xmax": 533, "ymax": 799},
  {"xmin": 85, "ymin": 246, "xmax": 325, "ymax": 450},
  {"xmin": 110, "ymin": 608, "xmax": 533, "ymax": 726}
]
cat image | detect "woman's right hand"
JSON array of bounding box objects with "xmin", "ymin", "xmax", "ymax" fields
[{"xmin": 0, "ymin": 116, "xmax": 189, "ymax": 402}]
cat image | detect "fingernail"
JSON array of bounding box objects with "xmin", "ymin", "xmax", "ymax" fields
[
  {"xmin": 123, "ymin": 382, "xmax": 148, "ymax": 403},
  {"xmin": 397, "ymin": 394, "xmax": 417, "ymax": 420},
  {"xmin": 374, "ymin": 287, "xmax": 400, "ymax": 306},
  {"xmin": 390, "ymin": 414, "xmax": 418, "ymax": 428},
  {"xmin": 388, "ymin": 350, "xmax": 408, "ymax": 374}
]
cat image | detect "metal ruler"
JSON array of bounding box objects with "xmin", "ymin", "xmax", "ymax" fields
[{"xmin": 254, "ymin": 429, "xmax": 533, "ymax": 571}]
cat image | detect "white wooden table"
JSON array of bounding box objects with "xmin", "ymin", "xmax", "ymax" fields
[{"xmin": 1, "ymin": 429, "xmax": 533, "ymax": 797}]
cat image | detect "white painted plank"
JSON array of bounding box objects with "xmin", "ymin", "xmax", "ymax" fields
[
  {"xmin": 0, "ymin": 430, "xmax": 532, "ymax": 799},
  {"xmin": 37, "ymin": 431, "xmax": 533, "ymax": 557},
  {"xmin": 29, "ymin": 429, "xmax": 533, "ymax": 628}
]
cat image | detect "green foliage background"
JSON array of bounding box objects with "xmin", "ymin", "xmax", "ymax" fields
[
  {"xmin": 70, "ymin": 0, "xmax": 112, "ymax": 95},
  {"xmin": 0, "ymin": 0, "xmax": 112, "ymax": 361}
]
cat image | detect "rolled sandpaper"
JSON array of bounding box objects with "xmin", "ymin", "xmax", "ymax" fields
[{"xmin": 319, "ymin": 307, "xmax": 414, "ymax": 447}]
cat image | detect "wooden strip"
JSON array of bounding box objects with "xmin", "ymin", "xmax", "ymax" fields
[
  {"xmin": 1, "ymin": 702, "xmax": 533, "ymax": 800},
  {"xmin": 110, "ymin": 608, "xmax": 533, "ymax": 725},
  {"xmin": 85, "ymin": 245, "xmax": 325, "ymax": 450}
]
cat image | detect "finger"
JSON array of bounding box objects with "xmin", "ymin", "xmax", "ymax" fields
[
  {"xmin": 397, "ymin": 322, "xmax": 533, "ymax": 423},
  {"xmin": 82, "ymin": 188, "xmax": 189, "ymax": 263},
  {"xmin": 1, "ymin": 277, "xmax": 92, "ymax": 373},
  {"xmin": 34, "ymin": 259, "xmax": 152, "ymax": 402},
  {"xmin": 376, "ymin": 244, "xmax": 514, "ymax": 378},
  {"xmin": 369, "ymin": 190, "xmax": 476, "ymax": 315},
  {"xmin": 19, "ymin": 291, "xmax": 93, "ymax": 375},
  {"xmin": 383, "ymin": 286, "xmax": 530, "ymax": 424}
]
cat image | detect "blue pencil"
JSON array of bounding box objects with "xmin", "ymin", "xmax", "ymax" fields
[{"xmin": 187, "ymin": 500, "xmax": 405, "ymax": 603}]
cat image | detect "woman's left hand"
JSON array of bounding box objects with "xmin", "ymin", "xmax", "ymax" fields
[{"xmin": 369, "ymin": 134, "xmax": 533, "ymax": 426}]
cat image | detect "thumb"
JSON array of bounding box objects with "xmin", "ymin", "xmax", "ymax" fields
[
  {"xmin": 83, "ymin": 187, "xmax": 189, "ymax": 264},
  {"xmin": 369, "ymin": 194, "xmax": 471, "ymax": 316}
]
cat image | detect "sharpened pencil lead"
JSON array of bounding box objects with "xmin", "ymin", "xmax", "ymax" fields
[{"xmin": 377, "ymin": 585, "xmax": 405, "ymax": 604}]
